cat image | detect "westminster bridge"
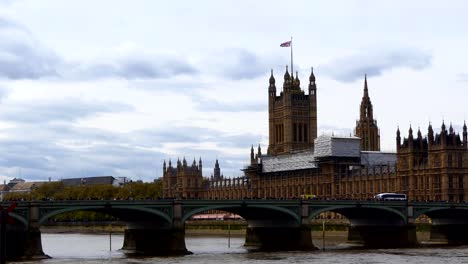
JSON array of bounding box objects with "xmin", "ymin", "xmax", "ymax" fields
[{"xmin": 3, "ymin": 199, "xmax": 468, "ymax": 259}]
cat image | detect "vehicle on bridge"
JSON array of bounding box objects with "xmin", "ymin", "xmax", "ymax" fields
[
  {"xmin": 374, "ymin": 193, "xmax": 407, "ymax": 201},
  {"xmin": 300, "ymin": 194, "xmax": 317, "ymax": 200}
]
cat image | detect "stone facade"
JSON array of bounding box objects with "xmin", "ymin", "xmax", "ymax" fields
[
  {"xmin": 397, "ymin": 122, "xmax": 468, "ymax": 201},
  {"xmin": 161, "ymin": 70, "xmax": 468, "ymax": 202},
  {"xmin": 267, "ymin": 67, "xmax": 317, "ymax": 155},
  {"xmin": 162, "ymin": 158, "xmax": 203, "ymax": 198}
]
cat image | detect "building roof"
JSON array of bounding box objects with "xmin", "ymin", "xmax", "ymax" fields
[
  {"xmin": 0, "ymin": 184, "xmax": 10, "ymax": 192},
  {"xmin": 61, "ymin": 176, "xmax": 115, "ymax": 186},
  {"xmin": 314, "ymin": 135, "xmax": 361, "ymax": 158},
  {"xmin": 360, "ymin": 151, "xmax": 397, "ymax": 166},
  {"xmin": 262, "ymin": 150, "xmax": 317, "ymax": 173},
  {"xmin": 9, "ymin": 182, "xmax": 45, "ymax": 192}
]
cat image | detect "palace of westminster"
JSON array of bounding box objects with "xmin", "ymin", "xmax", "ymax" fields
[{"xmin": 163, "ymin": 67, "xmax": 468, "ymax": 202}]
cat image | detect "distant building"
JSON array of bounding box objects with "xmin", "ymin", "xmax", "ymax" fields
[
  {"xmin": 9, "ymin": 182, "xmax": 45, "ymax": 193},
  {"xmin": 162, "ymin": 158, "xmax": 203, "ymax": 198},
  {"xmin": 7, "ymin": 178, "xmax": 25, "ymax": 188}
]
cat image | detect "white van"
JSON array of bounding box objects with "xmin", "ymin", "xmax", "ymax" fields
[{"xmin": 374, "ymin": 193, "xmax": 407, "ymax": 201}]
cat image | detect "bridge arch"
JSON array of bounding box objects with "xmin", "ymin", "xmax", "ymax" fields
[
  {"xmin": 413, "ymin": 207, "xmax": 468, "ymax": 219},
  {"xmin": 308, "ymin": 205, "xmax": 407, "ymax": 223},
  {"xmin": 38, "ymin": 205, "xmax": 172, "ymax": 225},
  {"xmin": 8, "ymin": 212, "xmax": 28, "ymax": 227},
  {"xmin": 182, "ymin": 204, "xmax": 301, "ymax": 223}
]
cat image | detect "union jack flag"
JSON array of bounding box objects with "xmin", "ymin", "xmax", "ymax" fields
[{"xmin": 280, "ymin": 40, "xmax": 291, "ymax": 47}]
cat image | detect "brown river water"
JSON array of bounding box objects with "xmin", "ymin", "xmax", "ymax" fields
[{"xmin": 14, "ymin": 232, "xmax": 468, "ymax": 264}]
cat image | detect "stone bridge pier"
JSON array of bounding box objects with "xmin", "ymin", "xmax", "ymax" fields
[
  {"xmin": 244, "ymin": 204, "xmax": 315, "ymax": 251},
  {"xmin": 427, "ymin": 209, "xmax": 468, "ymax": 244},
  {"xmin": 121, "ymin": 202, "xmax": 190, "ymax": 256},
  {"xmin": 343, "ymin": 207, "xmax": 417, "ymax": 248},
  {"xmin": 6, "ymin": 203, "xmax": 47, "ymax": 260}
]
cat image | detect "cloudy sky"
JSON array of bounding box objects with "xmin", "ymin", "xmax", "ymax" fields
[{"xmin": 0, "ymin": 0, "xmax": 467, "ymax": 182}]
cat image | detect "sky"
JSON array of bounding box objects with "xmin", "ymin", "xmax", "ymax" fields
[{"xmin": 0, "ymin": 0, "xmax": 468, "ymax": 182}]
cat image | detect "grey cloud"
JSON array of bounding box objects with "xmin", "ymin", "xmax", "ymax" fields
[
  {"xmin": 194, "ymin": 96, "xmax": 266, "ymax": 112},
  {"xmin": 210, "ymin": 49, "xmax": 284, "ymax": 80},
  {"xmin": 0, "ymin": 98, "xmax": 133, "ymax": 123},
  {"xmin": 0, "ymin": 16, "xmax": 61, "ymax": 79},
  {"xmin": 71, "ymin": 54, "xmax": 197, "ymax": 80},
  {"xmin": 320, "ymin": 47, "xmax": 432, "ymax": 82},
  {"xmin": 0, "ymin": 122, "xmax": 260, "ymax": 181}
]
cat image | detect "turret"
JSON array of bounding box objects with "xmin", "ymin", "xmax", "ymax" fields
[
  {"xmin": 408, "ymin": 125, "xmax": 414, "ymax": 149},
  {"xmin": 268, "ymin": 69, "xmax": 276, "ymax": 98},
  {"xmin": 250, "ymin": 145, "xmax": 255, "ymax": 164},
  {"xmin": 428, "ymin": 123, "xmax": 434, "ymax": 147},
  {"xmin": 463, "ymin": 121, "xmax": 467, "ymax": 148},
  {"xmin": 163, "ymin": 160, "xmax": 166, "ymax": 176},
  {"xmin": 213, "ymin": 159, "xmax": 221, "ymax": 180},
  {"xmin": 198, "ymin": 157, "xmax": 202, "ymax": 174},
  {"xmin": 396, "ymin": 126, "xmax": 401, "ymax": 148},
  {"xmin": 283, "ymin": 65, "xmax": 291, "ymax": 90},
  {"xmin": 308, "ymin": 67, "xmax": 316, "ymax": 95},
  {"xmin": 294, "ymin": 71, "xmax": 300, "ymax": 89},
  {"xmin": 441, "ymin": 121, "xmax": 447, "ymax": 146},
  {"xmin": 258, "ymin": 144, "xmax": 262, "ymax": 157}
]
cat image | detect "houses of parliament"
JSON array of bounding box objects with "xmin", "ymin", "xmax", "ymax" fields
[{"xmin": 162, "ymin": 67, "xmax": 468, "ymax": 202}]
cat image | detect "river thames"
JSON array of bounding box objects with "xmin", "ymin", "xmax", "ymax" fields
[{"xmin": 15, "ymin": 233, "xmax": 468, "ymax": 264}]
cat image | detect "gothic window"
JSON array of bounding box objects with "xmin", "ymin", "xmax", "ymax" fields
[
  {"xmin": 434, "ymin": 154, "xmax": 441, "ymax": 167},
  {"xmin": 298, "ymin": 124, "xmax": 303, "ymax": 142},
  {"xmin": 449, "ymin": 176, "xmax": 453, "ymax": 189},
  {"xmin": 293, "ymin": 123, "xmax": 297, "ymax": 142},
  {"xmin": 448, "ymin": 154, "xmax": 453, "ymax": 168},
  {"xmin": 458, "ymin": 154, "xmax": 463, "ymax": 167},
  {"xmin": 304, "ymin": 125, "xmax": 308, "ymax": 143},
  {"xmin": 434, "ymin": 175, "xmax": 441, "ymax": 189},
  {"xmin": 459, "ymin": 175, "xmax": 464, "ymax": 189}
]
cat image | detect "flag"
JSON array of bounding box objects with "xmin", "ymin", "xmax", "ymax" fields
[{"xmin": 280, "ymin": 40, "xmax": 291, "ymax": 47}]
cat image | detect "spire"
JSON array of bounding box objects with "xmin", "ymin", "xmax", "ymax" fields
[
  {"xmin": 309, "ymin": 67, "xmax": 315, "ymax": 83},
  {"xmin": 449, "ymin": 122, "xmax": 454, "ymax": 134},
  {"xmin": 284, "ymin": 65, "xmax": 290, "ymax": 80},
  {"xmin": 442, "ymin": 120, "xmax": 446, "ymax": 132},
  {"xmin": 463, "ymin": 121, "xmax": 467, "ymax": 148},
  {"xmin": 250, "ymin": 145, "xmax": 255, "ymax": 163},
  {"xmin": 409, "ymin": 125, "xmax": 413, "ymax": 139},
  {"xmin": 359, "ymin": 74, "xmax": 373, "ymax": 120},
  {"xmin": 269, "ymin": 69, "xmax": 275, "ymax": 85},
  {"xmin": 198, "ymin": 157, "xmax": 202, "ymax": 166},
  {"xmin": 258, "ymin": 144, "xmax": 262, "ymax": 157},
  {"xmin": 417, "ymin": 127, "xmax": 422, "ymax": 139},
  {"xmin": 295, "ymin": 71, "xmax": 300, "ymax": 87},
  {"xmin": 364, "ymin": 74, "xmax": 369, "ymax": 98}
]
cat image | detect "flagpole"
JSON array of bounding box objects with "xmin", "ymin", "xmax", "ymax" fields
[{"xmin": 290, "ymin": 36, "xmax": 293, "ymax": 75}]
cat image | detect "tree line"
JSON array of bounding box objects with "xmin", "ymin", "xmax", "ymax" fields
[
  {"xmin": 3, "ymin": 180, "xmax": 163, "ymax": 222},
  {"xmin": 4, "ymin": 180, "xmax": 163, "ymax": 201}
]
